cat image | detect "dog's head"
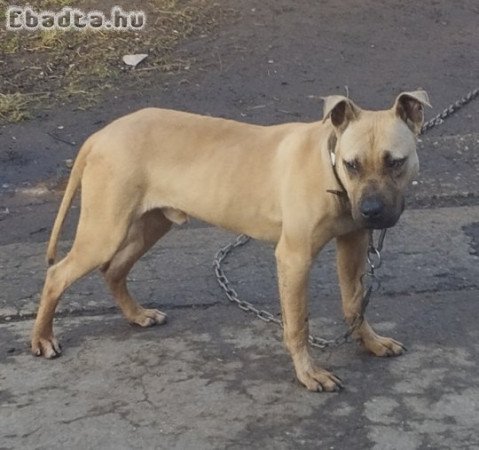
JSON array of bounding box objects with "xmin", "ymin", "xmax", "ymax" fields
[{"xmin": 323, "ymin": 90, "xmax": 431, "ymax": 229}]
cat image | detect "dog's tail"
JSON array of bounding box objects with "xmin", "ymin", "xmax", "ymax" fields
[{"xmin": 46, "ymin": 138, "xmax": 92, "ymax": 266}]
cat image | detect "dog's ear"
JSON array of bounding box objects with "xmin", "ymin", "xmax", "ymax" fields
[
  {"xmin": 394, "ymin": 90, "xmax": 431, "ymax": 135},
  {"xmin": 322, "ymin": 95, "xmax": 361, "ymax": 131}
]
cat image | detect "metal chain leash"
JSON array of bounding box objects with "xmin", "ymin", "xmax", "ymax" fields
[
  {"xmin": 213, "ymin": 231, "xmax": 386, "ymax": 349},
  {"xmin": 421, "ymin": 87, "xmax": 479, "ymax": 133},
  {"xmin": 213, "ymin": 87, "xmax": 479, "ymax": 350},
  {"xmin": 213, "ymin": 234, "xmax": 282, "ymax": 326}
]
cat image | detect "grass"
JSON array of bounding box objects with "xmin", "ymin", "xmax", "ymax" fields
[
  {"xmin": 0, "ymin": 93, "xmax": 31, "ymax": 122},
  {"xmin": 0, "ymin": 0, "xmax": 224, "ymax": 123}
]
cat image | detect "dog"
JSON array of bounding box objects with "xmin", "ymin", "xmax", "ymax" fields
[{"xmin": 31, "ymin": 90, "xmax": 430, "ymax": 392}]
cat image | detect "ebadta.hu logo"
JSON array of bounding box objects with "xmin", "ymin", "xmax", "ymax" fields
[{"xmin": 5, "ymin": 6, "xmax": 146, "ymax": 31}]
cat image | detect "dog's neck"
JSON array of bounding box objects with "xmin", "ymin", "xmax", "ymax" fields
[{"xmin": 326, "ymin": 133, "xmax": 348, "ymax": 200}]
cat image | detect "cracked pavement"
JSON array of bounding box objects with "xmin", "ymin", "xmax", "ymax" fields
[{"xmin": 1, "ymin": 207, "xmax": 479, "ymax": 449}]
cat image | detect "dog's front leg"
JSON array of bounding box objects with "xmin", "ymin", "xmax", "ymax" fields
[
  {"xmin": 275, "ymin": 236, "xmax": 343, "ymax": 392},
  {"xmin": 336, "ymin": 229, "xmax": 406, "ymax": 357}
]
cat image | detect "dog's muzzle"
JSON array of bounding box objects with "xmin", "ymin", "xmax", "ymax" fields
[{"xmin": 357, "ymin": 195, "xmax": 402, "ymax": 229}]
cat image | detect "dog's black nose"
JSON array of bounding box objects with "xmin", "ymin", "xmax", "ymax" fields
[{"xmin": 360, "ymin": 197, "xmax": 385, "ymax": 219}]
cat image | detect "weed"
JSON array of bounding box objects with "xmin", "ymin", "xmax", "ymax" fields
[
  {"xmin": 0, "ymin": 0, "xmax": 223, "ymax": 124},
  {"xmin": 0, "ymin": 93, "xmax": 31, "ymax": 122}
]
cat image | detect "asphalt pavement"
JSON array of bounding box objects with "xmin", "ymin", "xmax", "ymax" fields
[{"xmin": 1, "ymin": 206, "xmax": 479, "ymax": 449}]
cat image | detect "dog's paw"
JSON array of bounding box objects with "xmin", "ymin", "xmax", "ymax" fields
[
  {"xmin": 130, "ymin": 308, "xmax": 167, "ymax": 327},
  {"xmin": 31, "ymin": 335, "xmax": 62, "ymax": 359},
  {"xmin": 361, "ymin": 334, "xmax": 406, "ymax": 357},
  {"xmin": 296, "ymin": 366, "xmax": 343, "ymax": 392}
]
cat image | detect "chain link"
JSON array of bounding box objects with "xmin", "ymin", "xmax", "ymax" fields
[{"xmin": 213, "ymin": 88, "xmax": 479, "ymax": 349}]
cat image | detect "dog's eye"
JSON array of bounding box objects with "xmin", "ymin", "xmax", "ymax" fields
[
  {"xmin": 387, "ymin": 157, "xmax": 407, "ymax": 169},
  {"xmin": 343, "ymin": 159, "xmax": 360, "ymax": 172}
]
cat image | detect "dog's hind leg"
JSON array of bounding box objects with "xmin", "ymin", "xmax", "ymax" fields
[
  {"xmin": 31, "ymin": 214, "xmax": 132, "ymax": 358},
  {"xmin": 102, "ymin": 209, "xmax": 172, "ymax": 327},
  {"xmin": 32, "ymin": 160, "xmax": 143, "ymax": 358}
]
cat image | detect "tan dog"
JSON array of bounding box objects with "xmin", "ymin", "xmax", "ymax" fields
[{"xmin": 32, "ymin": 90, "xmax": 430, "ymax": 392}]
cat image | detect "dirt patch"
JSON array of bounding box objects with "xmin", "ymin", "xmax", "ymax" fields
[{"xmin": 0, "ymin": 0, "xmax": 227, "ymax": 123}]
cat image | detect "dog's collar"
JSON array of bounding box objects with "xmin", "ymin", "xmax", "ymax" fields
[{"xmin": 326, "ymin": 134, "xmax": 348, "ymax": 199}]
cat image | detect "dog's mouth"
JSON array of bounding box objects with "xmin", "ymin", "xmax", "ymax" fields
[{"xmin": 360, "ymin": 214, "xmax": 400, "ymax": 230}]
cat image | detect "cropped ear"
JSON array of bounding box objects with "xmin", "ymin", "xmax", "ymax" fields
[
  {"xmin": 393, "ymin": 90, "xmax": 431, "ymax": 135},
  {"xmin": 322, "ymin": 95, "xmax": 361, "ymax": 132}
]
